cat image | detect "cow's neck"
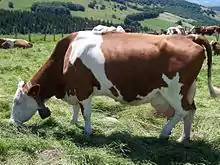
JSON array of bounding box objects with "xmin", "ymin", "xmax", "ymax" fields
[{"xmin": 29, "ymin": 57, "xmax": 65, "ymax": 102}]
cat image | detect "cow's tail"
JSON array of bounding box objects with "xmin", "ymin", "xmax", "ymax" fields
[
  {"xmin": 187, "ymin": 34, "xmax": 220, "ymax": 97},
  {"xmin": 189, "ymin": 26, "xmax": 195, "ymax": 33}
]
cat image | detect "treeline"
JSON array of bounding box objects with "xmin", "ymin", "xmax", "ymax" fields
[
  {"xmin": 31, "ymin": 2, "xmax": 85, "ymax": 15},
  {"xmin": 124, "ymin": 7, "xmax": 163, "ymax": 25},
  {"xmin": 0, "ymin": 9, "xmax": 144, "ymax": 35}
]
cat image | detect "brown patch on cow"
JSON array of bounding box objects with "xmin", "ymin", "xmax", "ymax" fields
[
  {"xmin": 14, "ymin": 39, "xmax": 33, "ymax": 49},
  {"xmin": 29, "ymin": 33, "xmax": 79, "ymax": 100},
  {"xmin": 211, "ymin": 41, "xmax": 220, "ymax": 55},
  {"xmin": 101, "ymin": 32, "xmax": 205, "ymax": 111},
  {"xmin": 194, "ymin": 25, "xmax": 220, "ymax": 36},
  {"xmin": 1, "ymin": 41, "xmax": 11, "ymax": 49},
  {"xmin": 63, "ymin": 57, "xmax": 101, "ymax": 101},
  {"xmin": 109, "ymin": 86, "xmax": 119, "ymax": 97}
]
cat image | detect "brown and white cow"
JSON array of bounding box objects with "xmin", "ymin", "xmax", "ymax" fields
[
  {"xmin": 10, "ymin": 29, "xmax": 219, "ymax": 144},
  {"xmin": 190, "ymin": 25, "xmax": 220, "ymax": 41},
  {"xmin": 210, "ymin": 40, "xmax": 220, "ymax": 55},
  {"xmin": 0, "ymin": 38, "xmax": 33, "ymax": 49},
  {"xmin": 166, "ymin": 25, "xmax": 186, "ymax": 35}
]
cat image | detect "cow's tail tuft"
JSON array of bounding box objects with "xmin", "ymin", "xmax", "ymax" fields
[{"xmin": 187, "ymin": 34, "xmax": 220, "ymax": 97}]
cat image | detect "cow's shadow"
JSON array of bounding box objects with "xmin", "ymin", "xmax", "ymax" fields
[{"xmin": 28, "ymin": 118, "xmax": 220, "ymax": 165}]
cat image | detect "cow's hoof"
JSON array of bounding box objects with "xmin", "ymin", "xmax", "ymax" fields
[
  {"xmin": 84, "ymin": 129, "xmax": 93, "ymax": 136},
  {"xmin": 38, "ymin": 107, "xmax": 51, "ymax": 119},
  {"xmin": 70, "ymin": 120, "xmax": 78, "ymax": 125},
  {"xmin": 84, "ymin": 131, "xmax": 92, "ymax": 136},
  {"xmin": 177, "ymin": 137, "xmax": 190, "ymax": 146},
  {"xmin": 159, "ymin": 134, "xmax": 169, "ymax": 141}
]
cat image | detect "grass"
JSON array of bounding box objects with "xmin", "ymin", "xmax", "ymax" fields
[
  {"xmin": 140, "ymin": 12, "xmax": 195, "ymax": 30},
  {"xmin": 0, "ymin": 0, "xmax": 140, "ymax": 24},
  {"xmin": 0, "ymin": 34, "xmax": 220, "ymax": 165}
]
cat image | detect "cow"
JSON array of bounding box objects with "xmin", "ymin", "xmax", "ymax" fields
[
  {"xmin": 210, "ymin": 40, "xmax": 220, "ymax": 55},
  {"xmin": 10, "ymin": 29, "xmax": 219, "ymax": 144},
  {"xmin": 0, "ymin": 38, "xmax": 33, "ymax": 49},
  {"xmin": 147, "ymin": 30, "xmax": 160, "ymax": 35},
  {"xmin": 92, "ymin": 25, "xmax": 125, "ymax": 33},
  {"xmin": 166, "ymin": 25, "xmax": 186, "ymax": 35},
  {"xmin": 190, "ymin": 25, "xmax": 220, "ymax": 41}
]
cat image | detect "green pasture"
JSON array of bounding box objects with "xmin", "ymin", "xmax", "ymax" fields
[{"xmin": 0, "ymin": 34, "xmax": 219, "ymax": 164}]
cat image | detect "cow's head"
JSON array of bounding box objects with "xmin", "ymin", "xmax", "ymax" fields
[{"xmin": 10, "ymin": 81, "xmax": 50, "ymax": 124}]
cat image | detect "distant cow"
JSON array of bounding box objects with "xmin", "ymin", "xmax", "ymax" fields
[
  {"xmin": 11, "ymin": 29, "xmax": 219, "ymax": 144},
  {"xmin": 0, "ymin": 38, "xmax": 33, "ymax": 49},
  {"xmin": 92, "ymin": 25, "xmax": 125, "ymax": 33},
  {"xmin": 147, "ymin": 30, "xmax": 160, "ymax": 35},
  {"xmin": 210, "ymin": 40, "xmax": 220, "ymax": 55},
  {"xmin": 166, "ymin": 25, "xmax": 186, "ymax": 35},
  {"xmin": 190, "ymin": 25, "xmax": 220, "ymax": 41}
]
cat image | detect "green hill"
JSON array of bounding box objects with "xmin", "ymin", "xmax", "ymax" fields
[{"xmin": 0, "ymin": 0, "xmax": 220, "ymax": 33}]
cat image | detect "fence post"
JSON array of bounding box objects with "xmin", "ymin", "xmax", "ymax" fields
[
  {"xmin": 53, "ymin": 28, "xmax": 56, "ymax": 41},
  {"xmin": 28, "ymin": 29, "xmax": 31, "ymax": 42}
]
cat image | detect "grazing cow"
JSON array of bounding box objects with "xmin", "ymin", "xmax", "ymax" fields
[
  {"xmin": 210, "ymin": 40, "xmax": 220, "ymax": 55},
  {"xmin": 166, "ymin": 25, "xmax": 186, "ymax": 35},
  {"xmin": 0, "ymin": 38, "xmax": 33, "ymax": 49},
  {"xmin": 10, "ymin": 30, "xmax": 219, "ymax": 144},
  {"xmin": 190, "ymin": 25, "xmax": 220, "ymax": 41}
]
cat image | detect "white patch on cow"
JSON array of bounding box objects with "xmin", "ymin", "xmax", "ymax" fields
[
  {"xmin": 5, "ymin": 40, "xmax": 15, "ymax": 48},
  {"xmin": 69, "ymin": 30, "xmax": 124, "ymax": 101},
  {"xmin": 178, "ymin": 80, "xmax": 196, "ymax": 143},
  {"xmin": 80, "ymin": 97, "xmax": 92, "ymax": 136},
  {"xmin": 11, "ymin": 81, "xmax": 39, "ymax": 123},
  {"xmin": 62, "ymin": 93, "xmax": 78, "ymax": 105},
  {"xmin": 92, "ymin": 25, "xmax": 125, "ymax": 33},
  {"xmin": 71, "ymin": 103, "xmax": 80, "ymax": 124},
  {"xmin": 167, "ymin": 26, "xmax": 185, "ymax": 35}
]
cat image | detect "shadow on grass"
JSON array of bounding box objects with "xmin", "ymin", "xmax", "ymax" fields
[{"xmin": 28, "ymin": 118, "xmax": 220, "ymax": 165}]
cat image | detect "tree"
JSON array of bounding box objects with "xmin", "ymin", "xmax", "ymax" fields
[{"xmin": 8, "ymin": 2, "xmax": 14, "ymax": 8}]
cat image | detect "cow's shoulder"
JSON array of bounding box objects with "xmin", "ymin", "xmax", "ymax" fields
[{"xmin": 51, "ymin": 32, "xmax": 78, "ymax": 60}]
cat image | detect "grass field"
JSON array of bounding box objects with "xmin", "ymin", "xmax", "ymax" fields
[
  {"xmin": 0, "ymin": 34, "xmax": 220, "ymax": 165},
  {"xmin": 0, "ymin": 0, "xmax": 139, "ymax": 24},
  {"xmin": 0, "ymin": 0, "xmax": 196, "ymax": 30}
]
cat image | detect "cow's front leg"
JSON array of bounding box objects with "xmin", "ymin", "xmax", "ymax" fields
[
  {"xmin": 159, "ymin": 110, "xmax": 188, "ymax": 139},
  {"xmin": 71, "ymin": 103, "xmax": 80, "ymax": 125},
  {"xmin": 80, "ymin": 98, "xmax": 92, "ymax": 136}
]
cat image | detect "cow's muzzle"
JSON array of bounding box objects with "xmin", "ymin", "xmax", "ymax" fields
[{"xmin": 38, "ymin": 107, "xmax": 51, "ymax": 119}]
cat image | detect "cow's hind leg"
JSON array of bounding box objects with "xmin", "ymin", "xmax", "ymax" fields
[
  {"xmin": 177, "ymin": 81, "xmax": 196, "ymax": 144},
  {"xmin": 158, "ymin": 73, "xmax": 189, "ymax": 139},
  {"xmin": 71, "ymin": 103, "xmax": 80, "ymax": 125}
]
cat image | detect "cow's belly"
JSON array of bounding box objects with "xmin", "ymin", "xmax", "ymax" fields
[{"xmin": 93, "ymin": 72, "xmax": 182, "ymax": 117}]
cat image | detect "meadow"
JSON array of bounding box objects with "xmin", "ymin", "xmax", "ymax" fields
[{"xmin": 0, "ymin": 34, "xmax": 220, "ymax": 165}]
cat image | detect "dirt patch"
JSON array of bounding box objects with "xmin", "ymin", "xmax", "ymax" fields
[{"xmin": 36, "ymin": 148, "xmax": 63, "ymax": 164}]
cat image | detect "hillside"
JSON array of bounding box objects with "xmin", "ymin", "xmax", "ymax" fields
[{"xmin": 0, "ymin": 0, "xmax": 220, "ymax": 32}]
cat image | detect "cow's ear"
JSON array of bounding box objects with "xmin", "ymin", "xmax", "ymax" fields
[{"xmin": 27, "ymin": 84, "xmax": 40, "ymax": 97}]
